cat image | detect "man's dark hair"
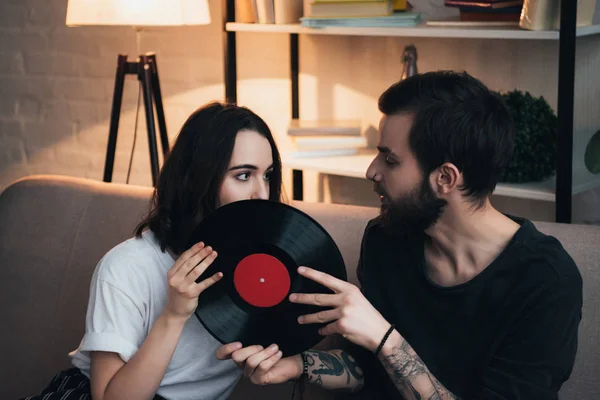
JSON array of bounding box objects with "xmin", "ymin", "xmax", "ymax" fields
[
  {"xmin": 378, "ymin": 70, "xmax": 515, "ymax": 206},
  {"xmin": 135, "ymin": 101, "xmax": 283, "ymax": 255}
]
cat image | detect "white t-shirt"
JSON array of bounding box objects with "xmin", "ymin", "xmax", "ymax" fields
[{"xmin": 70, "ymin": 230, "xmax": 242, "ymax": 400}]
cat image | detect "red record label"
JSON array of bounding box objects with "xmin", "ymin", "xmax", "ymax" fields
[{"xmin": 233, "ymin": 253, "xmax": 291, "ymax": 307}]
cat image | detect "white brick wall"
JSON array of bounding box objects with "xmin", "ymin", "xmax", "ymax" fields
[{"xmin": 0, "ymin": 0, "xmax": 229, "ymax": 188}]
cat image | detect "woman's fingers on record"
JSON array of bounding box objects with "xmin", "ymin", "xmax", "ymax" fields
[
  {"xmin": 244, "ymin": 344, "xmax": 280, "ymax": 378},
  {"xmin": 251, "ymin": 350, "xmax": 284, "ymax": 384},
  {"xmin": 216, "ymin": 342, "xmax": 243, "ymax": 360},
  {"xmin": 169, "ymin": 242, "xmax": 205, "ymax": 277},
  {"xmin": 193, "ymin": 271, "xmax": 223, "ymax": 296},
  {"xmin": 181, "ymin": 246, "xmax": 214, "ymax": 277},
  {"xmin": 188, "ymin": 250, "xmax": 218, "ymax": 284},
  {"xmin": 231, "ymin": 345, "xmax": 265, "ymax": 367}
]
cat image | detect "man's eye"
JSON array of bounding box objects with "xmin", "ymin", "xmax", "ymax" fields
[{"xmin": 384, "ymin": 155, "xmax": 396, "ymax": 165}]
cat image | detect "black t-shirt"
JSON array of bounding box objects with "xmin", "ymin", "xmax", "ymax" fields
[{"xmin": 350, "ymin": 216, "xmax": 582, "ymax": 399}]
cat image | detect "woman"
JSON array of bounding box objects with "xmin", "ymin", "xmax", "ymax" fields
[{"xmin": 22, "ymin": 101, "xmax": 285, "ymax": 400}]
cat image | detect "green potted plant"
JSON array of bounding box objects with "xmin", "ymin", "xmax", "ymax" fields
[
  {"xmin": 585, "ymin": 130, "xmax": 600, "ymax": 175},
  {"xmin": 496, "ymin": 90, "xmax": 558, "ymax": 183}
]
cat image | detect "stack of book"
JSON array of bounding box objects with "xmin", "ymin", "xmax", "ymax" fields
[
  {"xmin": 444, "ymin": 0, "xmax": 523, "ymax": 22},
  {"xmin": 286, "ymin": 119, "xmax": 367, "ymax": 158},
  {"xmin": 300, "ymin": 0, "xmax": 422, "ymax": 28}
]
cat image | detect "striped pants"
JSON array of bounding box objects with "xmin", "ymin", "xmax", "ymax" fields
[
  {"xmin": 19, "ymin": 368, "xmax": 166, "ymax": 400},
  {"xmin": 19, "ymin": 368, "xmax": 91, "ymax": 400}
]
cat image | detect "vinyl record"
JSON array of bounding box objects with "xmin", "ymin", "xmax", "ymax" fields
[{"xmin": 188, "ymin": 199, "xmax": 347, "ymax": 356}]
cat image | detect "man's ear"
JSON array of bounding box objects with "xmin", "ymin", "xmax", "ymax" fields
[{"xmin": 432, "ymin": 163, "xmax": 461, "ymax": 195}]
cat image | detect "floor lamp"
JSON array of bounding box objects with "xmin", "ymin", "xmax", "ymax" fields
[{"xmin": 65, "ymin": 0, "xmax": 211, "ymax": 186}]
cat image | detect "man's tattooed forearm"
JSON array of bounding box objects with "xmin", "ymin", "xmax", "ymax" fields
[
  {"xmin": 341, "ymin": 351, "xmax": 364, "ymax": 381},
  {"xmin": 380, "ymin": 340, "xmax": 459, "ymax": 400},
  {"xmin": 407, "ymin": 380, "xmax": 422, "ymax": 400},
  {"xmin": 304, "ymin": 350, "xmax": 364, "ymax": 391},
  {"xmin": 309, "ymin": 351, "xmax": 345, "ymax": 377}
]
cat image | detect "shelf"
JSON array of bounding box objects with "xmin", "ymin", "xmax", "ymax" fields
[
  {"xmin": 226, "ymin": 22, "xmax": 600, "ymax": 40},
  {"xmin": 282, "ymin": 151, "xmax": 600, "ymax": 202}
]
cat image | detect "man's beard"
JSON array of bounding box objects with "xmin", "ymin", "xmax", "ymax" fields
[{"xmin": 376, "ymin": 178, "xmax": 447, "ymax": 236}]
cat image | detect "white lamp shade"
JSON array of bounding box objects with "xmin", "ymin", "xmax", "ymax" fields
[{"xmin": 65, "ymin": 0, "xmax": 211, "ymax": 27}]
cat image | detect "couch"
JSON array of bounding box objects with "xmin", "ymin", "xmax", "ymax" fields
[{"xmin": 1, "ymin": 174, "xmax": 599, "ymax": 399}]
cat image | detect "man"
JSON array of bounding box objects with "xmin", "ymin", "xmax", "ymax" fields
[{"xmin": 217, "ymin": 71, "xmax": 582, "ymax": 399}]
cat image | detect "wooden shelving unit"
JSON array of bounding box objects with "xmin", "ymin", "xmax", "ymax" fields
[
  {"xmin": 222, "ymin": 0, "xmax": 598, "ymax": 222},
  {"xmin": 226, "ymin": 21, "xmax": 600, "ymax": 40}
]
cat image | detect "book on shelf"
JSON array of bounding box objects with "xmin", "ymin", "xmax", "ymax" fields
[
  {"xmin": 311, "ymin": 0, "xmax": 407, "ymax": 8},
  {"xmin": 425, "ymin": 16, "xmax": 519, "ymax": 26},
  {"xmin": 287, "ymin": 119, "xmax": 362, "ymax": 136},
  {"xmin": 444, "ymin": 0, "xmax": 522, "ymax": 3},
  {"xmin": 285, "ymin": 135, "xmax": 367, "ymax": 158},
  {"xmin": 286, "ymin": 123, "xmax": 368, "ymax": 158},
  {"xmin": 444, "ymin": 0, "xmax": 523, "ymax": 8},
  {"xmin": 459, "ymin": 5, "xmax": 522, "ymax": 21},
  {"xmin": 300, "ymin": 11, "xmax": 421, "ymax": 27},
  {"xmin": 312, "ymin": 0, "xmax": 387, "ymax": 2},
  {"xmin": 308, "ymin": 0, "xmax": 394, "ymax": 18},
  {"xmin": 293, "ymin": 135, "xmax": 367, "ymax": 151},
  {"xmin": 283, "ymin": 148, "xmax": 360, "ymax": 158}
]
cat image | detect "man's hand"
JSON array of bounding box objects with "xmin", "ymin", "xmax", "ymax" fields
[
  {"xmin": 216, "ymin": 342, "xmax": 302, "ymax": 385},
  {"xmin": 290, "ymin": 266, "xmax": 392, "ymax": 352},
  {"xmin": 291, "ymin": 267, "xmax": 460, "ymax": 399}
]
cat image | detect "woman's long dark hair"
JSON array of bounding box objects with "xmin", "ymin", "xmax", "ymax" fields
[{"xmin": 135, "ymin": 101, "xmax": 283, "ymax": 255}]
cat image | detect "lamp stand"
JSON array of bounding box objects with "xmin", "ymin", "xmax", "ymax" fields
[{"xmin": 103, "ymin": 52, "xmax": 169, "ymax": 187}]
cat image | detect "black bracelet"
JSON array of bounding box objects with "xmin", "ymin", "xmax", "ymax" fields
[
  {"xmin": 301, "ymin": 351, "xmax": 309, "ymax": 378},
  {"xmin": 292, "ymin": 352, "xmax": 309, "ymax": 399},
  {"xmin": 298, "ymin": 351, "xmax": 309, "ymax": 396},
  {"xmin": 375, "ymin": 324, "xmax": 396, "ymax": 357}
]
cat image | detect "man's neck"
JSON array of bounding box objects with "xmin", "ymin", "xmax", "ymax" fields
[{"xmin": 422, "ymin": 200, "xmax": 521, "ymax": 287}]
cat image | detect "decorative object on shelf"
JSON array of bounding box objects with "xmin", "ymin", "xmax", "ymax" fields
[
  {"xmin": 255, "ymin": 0, "xmax": 275, "ymax": 23},
  {"xmin": 585, "ymin": 130, "xmax": 600, "ymax": 175},
  {"xmin": 498, "ymin": 90, "xmax": 557, "ymax": 183},
  {"xmin": 401, "ymin": 44, "xmax": 418, "ymax": 80},
  {"xmin": 520, "ymin": 0, "xmax": 596, "ymax": 30},
  {"xmin": 519, "ymin": 0, "xmax": 555, "ymax": 30},
  {"xmin": 65, "ymin": 0, "xmax": 211, "ymax": 187},
  {"xmin": 235, "ymin": 0, "xmax": 256, "ymax": 23},
  {"xmin": 274, "ymin": 0, "xmax": 303, "ymax": 24}
]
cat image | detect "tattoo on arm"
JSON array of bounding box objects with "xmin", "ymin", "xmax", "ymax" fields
[
  {"xmin": 341, "ymin": 351, "xmax": 364, "ymax": 382},
  {"xmin": 380, "ymin": 339, "xmax": 460, "ymax": 400},
  {"xmin": 304, "ymin": 350, "xmax": 364, "ymax": 392}
]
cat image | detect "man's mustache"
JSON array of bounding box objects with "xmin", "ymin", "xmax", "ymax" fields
[{"xmin": 373, "ymin": 184, "xmax": 387, "ymax": 198}]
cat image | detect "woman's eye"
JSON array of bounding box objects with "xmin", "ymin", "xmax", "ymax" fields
[
  {"xmin": 384, "ymin": 155, "xmax": 396, "ymax": 165},
  {"xmin": 236, "ymin": 172, "xmax": 250, "ymax": 181},
  {"xmin": 264, "ymin": 171, "xmax": 273, "ymax": 181}
]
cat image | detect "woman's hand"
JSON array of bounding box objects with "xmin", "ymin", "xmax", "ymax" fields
[
  {"xmin": 216, "ymin": 343, "xmax": 302, "ymax": 385},
  {"xmin": 163, "ymin": 242, "xmax": 221, "ymax": 321}
]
